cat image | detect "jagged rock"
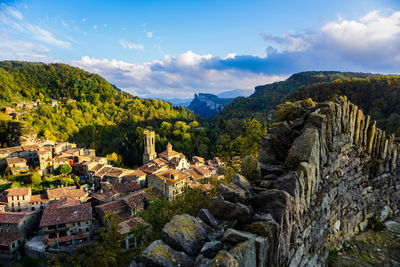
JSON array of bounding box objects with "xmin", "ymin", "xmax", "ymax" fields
[
  {"xmin": 286, "ymin": 127, "xmax": 320, "ymax": 168},
  {"xmin": 229, "ymin": 239, "xmax": 256, "ymax": 267},
  {"xmin": 259, "ymin": 180, "xmax": 272, "ymax": 189},
  {"xmin": 222, "ymin": 229, "xmax": 254, "ymax": 244},
  {"xmin": 161, "ymin": 214, "xmax": 207, "ymax": 256},
  {"xmin": 241, "ymin": 155, "xmax": 261, "ymax": 181},
  {"xmin": 379, "ymin": 206, "xmax": 393, "ymax": 221},
  {"xmin": 246, "ymin": 220, "xmax": 278, "ymax": 267},
  {"xmin": 262, "ymin": 174, "xmax": 278, "ymax": 180},
  {"xmin": 217, "ymin": 183, "xmax": 247, "ymax": 204},
  {"xmin": 209, "ymin": 195, "xmax": 252, "ymax": 224},
  {"xmin": 385, "ymin": 221, "xmax": 400, "ymax": 234},
  {"xmin": 270, "ymin": 171, "xmax": 298, "ymax": 196},
  {"xmin": 259, "ymin": 163, "xmax": 286, "ymax": 176},
  {"xmin": 211, "ymin": 250, "xmax": 239, "ymax": 267},
  {"xmin": 232, "ymin": 173, "xmax": 252, "ymax": 191},
  {"xmin": 198, "ymin": 209, "xmax": 219, "ymax": 228},
  {"xmin": 128, "ymin": 260, "xmax": 145, "ymax": 267},
  {"xmin": 195, "ymin": 254, "xmax": 212, "ymax": 266},
  {"xmin": 221, "ymin": 228, "xmax": 269, "ymax": 267},
  {"xmin": 141, "ymin": 240, "xmax": 194, "ymax": 267},
  {"xmin": 200, "ymin": 240, "xmax": 223, "ymax": 259}
]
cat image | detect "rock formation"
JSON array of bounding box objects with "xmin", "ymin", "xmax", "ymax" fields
[{"xmin": 137, "ymin": 96, "xmax": 400, "ymax": 266}]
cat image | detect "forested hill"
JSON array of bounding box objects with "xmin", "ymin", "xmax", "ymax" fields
[
  {"xmin": 0, "ymin": 61, "xmax": 207, "ymax": 167},
  {"xmin": 286, "ymin": 75, "xmax": 400, "ymax": 135},
  {"xmin": 0, "ymin": 61, "xmax": 126, "ymax": 103},
  {"xmin": 215, "ymin": 71, "xmax": 377, "ymax": 122}
]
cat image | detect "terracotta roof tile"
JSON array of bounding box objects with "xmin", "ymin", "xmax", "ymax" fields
[
  {"xmin": 6, "ymin": 157, "xmax": 27, "ymax": 165},
  {"xmin": 6, "ymin": 187, "xmax": 30, "ymax": 196},
  {"xmin": 40, "ymin": 198, "xmax": 91, "ymax": 227},
  {"xmin": 0, "ymin": 232, "xmax": 23, "ymax": 246}
]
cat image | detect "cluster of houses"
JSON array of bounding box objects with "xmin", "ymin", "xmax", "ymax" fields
[{"xmin": 0, "ymin": 130, "xmax": 224, "ymax": 262}]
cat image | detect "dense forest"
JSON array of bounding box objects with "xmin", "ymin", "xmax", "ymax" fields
[
  {"xmin": 215, "ymin": 71, "xmax": 377, "ymax": 122},
  {"xmin": 0, "ymin": 61, "xmax": 265, "ymax": 168},
  {"xmin": 287, "ymin": 75, "xmax": 400, "ymax": 135}
]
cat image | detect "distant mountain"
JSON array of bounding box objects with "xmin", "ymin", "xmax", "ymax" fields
[
  {"xmin": 217, "ymin": 89, "xmax": 253, "ymax": 99},
  {"xmin": 215, "ymin": 71, "xmax": 378, "ymax": 122},
  {"xmin": 165, "ymin": 89, "xmax": 253, "ymax": 108},
  {"xmin": 165, "ymin": 98, "xmax": 193, "ymax": 107},
  {"xmin": 187, "ymin": 93, "xmax": 234, "ymax": 119}
]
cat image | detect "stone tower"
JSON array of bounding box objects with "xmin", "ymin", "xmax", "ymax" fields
[{"xmin": 143, "ymin": 130, "xmax": 157, "ymax": 164}]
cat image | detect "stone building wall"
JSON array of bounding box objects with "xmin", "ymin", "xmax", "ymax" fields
[
  {"xmin": 257, "ymin": 96, "xmax": 400, "ymax": 266},
  {"xmin": 136, "ymin": 96, "xmax": 400, "ymax": 267}
]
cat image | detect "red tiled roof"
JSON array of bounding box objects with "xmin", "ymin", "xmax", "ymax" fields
[
  {"xmin": 30, "ymin": 194, "xmax": 49, "ymax": 203},
  {"xmin": 118, "ymin": 217, "xmax": 145, "ymax": 234},
  {"xmin": 194, "ymin": 166, "xmax": 213, "ymax": 176},
  {"xmin": 0, "ymin": 232, "xmax": 23, "ymax": 247},
  {"xmin": 40, "ymin": 198, "xmax": 92, "ymax": 227},
  {"xmin": 95, "ymin": 166, "xmax": 112, "ymax": 177},
  {"xmin": 153, "ymin": 169, "xmax": 187, "ymax": 185},
  {"xmin": 0, "ymin": 212, "xmax": 26, "ymax": 224},
  {"xmin": 89, "ymin": 164, "xmax": 104, "ymax": 172},
  {"xmin": 6, "ymin": 187, "xmax": 30, "ymax": 196},
  {"xmin": 46, "ymin": 186, "xmax": 86, "ymax": 200},
  {"xmin": 48, "ymin": 232, "xmax": 88, "ymax": 245},
  {"xmin": 104, "ymin": 168, "xmax": 125, "ymax": 178},
  {"xmin": 95, "ymin": 190, "xmax": 147, "ymax": 214}
]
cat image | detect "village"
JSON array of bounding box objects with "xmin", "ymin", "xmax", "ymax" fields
[{"xmin": 0, "ymin": 130, "xmax": 225, "ymax": 262}]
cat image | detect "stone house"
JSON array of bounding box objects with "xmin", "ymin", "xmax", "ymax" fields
[
  {"xmin": 95, "ymin": 190, "xmax": 149, "ymax": 226},
  {"xmin": 5, "ymin": 157, "xmax": 28, "ymax": 175},
  {"xmin": 39, "ymin": 198, "xmax": 92, "ymax": 245},
  {"xmin": 52, "ymin": 142, "xmax": 77, "ymax": 156},
  {"xmin": 91, "ymin": 181, "xmax": 140, "ymax": 205},
  {"xmin": 147, "ymin": 169, "xmax": 188, "ymax": 200},
  {"xmin": 6, "ymin": 188, "xmax": 31, "ymax": 212},
  {"xmin": 0, "ymin": 232, "xmax": 25, "ymax": 260},
  {"xmin": 0, "ymin": 211, "xmax": 40, "ymax": 260},
  {"xmin": 121, "ymin": 169, "xmax": 147, "ymax": 187}
]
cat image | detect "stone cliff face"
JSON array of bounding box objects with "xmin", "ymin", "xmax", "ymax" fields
[
  {"xmin": 135, "ymin": 96, "xmax": 400, "ymax": 267},
  {"xmin": 187, "ymin": 93, "xmax": 230, "ymax": 119}
]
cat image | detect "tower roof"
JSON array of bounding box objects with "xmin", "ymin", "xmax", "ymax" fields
[{"xmin": 167, "ymin": 142, "xmax": 172, "ymax": 151}]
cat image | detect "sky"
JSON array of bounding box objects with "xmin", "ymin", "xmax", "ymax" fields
[{"xmin": 1, "ymin": 0, "xmax": 400, "ymax": 98}]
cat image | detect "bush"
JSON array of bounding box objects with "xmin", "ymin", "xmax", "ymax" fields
[{"xmin": 368, "ymin": 216, "xmax": 386, "ymax": 231}]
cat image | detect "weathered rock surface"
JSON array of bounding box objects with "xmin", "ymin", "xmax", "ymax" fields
[
  {"xmin": 141, "ymin": 240, "xmax": 194, "ymax": 267},
  {"xmin": 211, "ymin": 250, "xmax": 239, "ymax": 267},
  {"xmin": 198, "ymin": 208, "xmax": 219, "ymax": 228},
  {"xmin": 232, "ymin": 173, "xmax": 252, "ymax": 191},
  {"xmin": 209, "ymin": 195, "xmax": 252, "ymax": 224},
  {"xmin": 217, "ymin": 183, "xmax": 247, "ymax": 204},
  {"xmin": 161, "ymin": 214, "xmax": 207, "ymax": 256},
  {"xmin": 241, "ymin": 155, "xmax": 261, "ymax": 181}
]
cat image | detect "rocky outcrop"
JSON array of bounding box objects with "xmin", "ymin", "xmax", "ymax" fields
[{"xmin": 138, "ymin": 96, "xmax": 400, "ymax": 266}]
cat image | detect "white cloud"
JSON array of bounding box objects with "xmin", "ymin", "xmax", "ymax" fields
[
  {"xmin": 81, "ymin": 18, "xmax": 86, "ymax": 22},
  {"xmin": 146, "ymin": 31, "xmax": 153, "ymax": 38},
  {"xmin": 71, "ymin": 52, "xmax": 286, "ymax": 98},
  {"xmin": 0, "ymin": 3, "xmax": 71, "ymax": 49},
  {"xmin": 93, "ymin": 25, "xmax": 97, "ymax": 30},
  {"xmin": 0, "ymin": 32, "xmax": 55, "ymax": 62},
  {"xmin": 119, "ymin": 40, "xmax": 144, "ymax": 50}
]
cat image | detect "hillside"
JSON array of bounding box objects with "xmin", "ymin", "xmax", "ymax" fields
[
  {"xmin": 286, "ymin": 75, "xmax": 400, "ymax": 134},
  {"xmin": 188, "ymin": 93, "xmax": 234, "ymax": 119},
  {"xmin": 0, "ymin": 61, "xmax": 212, "ymax": 167},
  {"xmin": 215, "ymin": 71, "xmax": 377, "ymax": 122}
]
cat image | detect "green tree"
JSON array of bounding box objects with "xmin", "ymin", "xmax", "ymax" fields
[{"xmin": 56, "ymin": 164, "xmax": 72, "ymax": 175}]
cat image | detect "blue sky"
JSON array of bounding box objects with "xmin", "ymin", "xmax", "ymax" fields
[{"xmin": 1, "ymin": 0, "xmax": 400, "ymax": 98}]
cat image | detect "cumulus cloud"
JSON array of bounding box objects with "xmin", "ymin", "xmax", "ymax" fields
[
  {"xmin": 72, "ymin": 52, "xmax": 285, "ymax": 98},
  {"xmin": 259, "ymin": 10, "xmax": 400, "ymax": 72},
  {"xmin": 119, "ymin": 40, "xmax": 144, "ymax": 50}
]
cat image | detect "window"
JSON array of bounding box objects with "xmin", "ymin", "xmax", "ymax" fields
[{"xmin": 22, "ymin": 196, "xmax": 25, "ymax": 200}]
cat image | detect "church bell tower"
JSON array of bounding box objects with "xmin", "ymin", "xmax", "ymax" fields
[{"xmin": 143, "ymin": 130, "xmax": 157, "ymax": 164}]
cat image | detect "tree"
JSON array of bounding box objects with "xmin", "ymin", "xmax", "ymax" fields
[
  {"xmin": 56, "ymin": 164, "xmax": 72, "ymax": 175},
  {"xmin": 106, "ymin": 152, "xmax": 123, "ymax": 166},
  {"xmin": 25, "ymin": 172, "xmax": 42, "ymax": 185}
]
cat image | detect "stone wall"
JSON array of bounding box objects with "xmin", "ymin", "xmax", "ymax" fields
[
  {"xmin": 257, "ymin": 96, "xmax": 400, "ymax": 266},
  {"xmin": 136, "ymin": 96, "xmax": 400, "ymax": 267}
]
